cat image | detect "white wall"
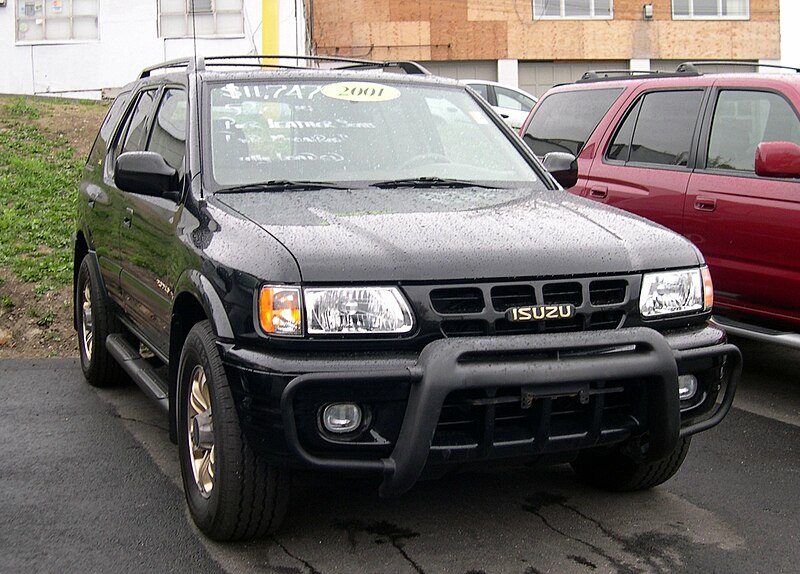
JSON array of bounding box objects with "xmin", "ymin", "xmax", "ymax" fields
[
  {"xmin": 780, "ymin": 0, "xmax": 800, "ymax": 67},
  {"xmin": 0, "ymin": 0, "xmax": 304, "ymax": 98}
]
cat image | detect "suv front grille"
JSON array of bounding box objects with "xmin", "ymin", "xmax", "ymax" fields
[
  {"xmin": 490, "ymin": 284, "xmax": 536, "ymax": 311},
  {"xmin": 589, "ymin": 279, "xmax": 627, "ymax": 305},
  {"xmin": 405, "ymin": 275, "xmax": 637, "ymax": 339},
  {"xmin": 542, "ymin": 282, "xmax": 582, "ymax": 306},
  {"xmin": 430, "ymin": 287, "xmax": 485, "ymax": 314}
]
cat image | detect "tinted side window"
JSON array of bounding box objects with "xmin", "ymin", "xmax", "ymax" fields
[
  {"xmin": 523, "ymin": 88, "xmax": 623, "ymax": 156},
  {"xmin": 707, "ymin": 90, "xmax": 800, "ymax": 172},
  {"xmin": 147, "ymin": 89, "xmax": 187, "ymax": 171},
  {"xmin": 121, "ymin": 90, "xmax": 158, "ymax": 155},
  {"xmin": 606, "ymin": 99, "xmax": 641, "ymax": 162},
  {"xmin": 86, "ymin": 91, "xmax": 131, "ymax": 165},
  {"xmin": 628, "ymin": 90, "xmax": 703, "ymax": 167}
]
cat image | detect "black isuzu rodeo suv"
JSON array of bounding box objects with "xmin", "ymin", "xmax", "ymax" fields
[{"xmin": 73, "ymin": 55, "xmax": 740, "ymax": 540}]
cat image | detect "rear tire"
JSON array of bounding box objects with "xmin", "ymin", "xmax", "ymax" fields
[
  {"xmin": 177, "ymin": 320, "xmax": 289, "ymax": 540},
  {"xmin": 75, "ymin": 257, "xmax": 125, "ymax": 387},
  {"xmin": 571, "ymin": 437, "xmax": 692, "ymax": 491}
]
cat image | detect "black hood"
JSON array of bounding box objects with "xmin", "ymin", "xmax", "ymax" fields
[{"xmin": 216, "ymin": 187, "xmax": 701, "ymax": 283}]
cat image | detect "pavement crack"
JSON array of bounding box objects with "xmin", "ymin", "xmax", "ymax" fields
[
  {"xmin": 335, "ymin": 519, "xmax": 427, "ymax": 574},
  {"xmin": 111, "ymin": 412, "xmax": 169, "ymax": 431},
  {"xmin": 521, "ymin": 493, "xmax": 641, "ymax": 574},
  {"xmin": 270, "ymin": 536, "xmax": 325, "ymax": 574}
]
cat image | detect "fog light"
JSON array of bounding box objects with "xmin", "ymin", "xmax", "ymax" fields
[
  {"xmin": 321, "ymin": 403, "xmax": 362, "ymax": 434},
  {"xmin": 678, "ymin": 374, "xmax": 698, "ymax": 401}
]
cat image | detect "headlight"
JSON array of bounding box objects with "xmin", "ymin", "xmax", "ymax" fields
[
  {"xmin": 639, "ymin": 267, "xmax": 712, "ymax": 318},
  {"xmin": 305, "ymin": 287, "xmax": 414, "ymax": 334}
]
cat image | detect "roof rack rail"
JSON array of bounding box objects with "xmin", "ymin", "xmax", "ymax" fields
[
  {"xmin": 676, "ymin": 61, "xmax": 800, "ymax": 74},
  {"xmin": 576, "ymin": 68, "xmax": 699, "ymax": 83},
  {"xmin": 139, "ymin": 57, "xmax": 200, "ymax": 79},
  {"xmin": 139, "ymin": 55, "xmax": 430, "ymax": 79}
]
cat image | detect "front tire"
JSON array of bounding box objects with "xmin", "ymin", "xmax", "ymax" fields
[
  {"xmin": 571, "ymin": 437, "xmax": 692, "ymax": 491},
  {"xmin": 75, "ymin": 257, "xmax": 125, "ymax": 387},
  {"xmin": 177, "ymin": 320, "xmax": 289, "ymax": 540}
]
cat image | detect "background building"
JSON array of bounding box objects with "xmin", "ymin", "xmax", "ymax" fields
[
  {"xmin": 0, "ymin": 1, "xmax": 797, "ymax": 99},
  {"xmin": 0, "ymin": 0, "xmax": 307, "ymax": 98},
  {"xmin": 311, "ymin": 0, "xmax": 788, "ymax": 97}
]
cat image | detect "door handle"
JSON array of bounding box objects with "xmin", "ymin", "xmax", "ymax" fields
[
  {"xmin": 589, "ymin": 186, "xmax": 608, "ymax": 200},
  {"xmin": 123, "ymin": 207, "xmax": 134, "ymax": 228},
  {"xmin": 694, "ymin": 197, "xmax": 716, "ymax": 212}
]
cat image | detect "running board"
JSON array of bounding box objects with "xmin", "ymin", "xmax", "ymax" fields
[
  {"xmin": 713, "ymin": 315, "xmax": 800, "ymax": 351},
  {"xmin": 106, "ymin": 334, "xmax": 170, "ymax": 412}
]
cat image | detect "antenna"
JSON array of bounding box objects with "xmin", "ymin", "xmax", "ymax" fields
[{"xmin": 189, "ymin": 1, "xmax": 204, "ymax": 201}]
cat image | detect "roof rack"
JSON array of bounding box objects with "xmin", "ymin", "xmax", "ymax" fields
[
  {"xmin": 139, "ymin": 57, "xmax": 197, "ymax": 78},
  {"xmin": 138, "ymin": 55, "xmax": 431, "ymax": 79},
  {"xmin": 676, "ymin": 61, "xmax": 800, "ymax": 74},
  {"xmin": 576, "ymin": 68, "xmax": 698, "ymax": 83}
]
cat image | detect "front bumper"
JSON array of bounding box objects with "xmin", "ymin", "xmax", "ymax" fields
[{"xmin": 221, "ymin": 325, "xmax": 740, "ymax": 497}]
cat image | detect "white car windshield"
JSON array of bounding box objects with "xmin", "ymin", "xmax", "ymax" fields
[{"xmin": 207, "ymin": 79, "xmax": 544, "ymax": 189}]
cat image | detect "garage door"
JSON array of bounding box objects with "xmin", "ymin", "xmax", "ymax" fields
[
  {"xmin": 519, "ymin": 61, "xmax": 627, "ymax": 98},
  {"xmin": 419, "ymin": 60, "xmax": 497, "ymax": 81}
]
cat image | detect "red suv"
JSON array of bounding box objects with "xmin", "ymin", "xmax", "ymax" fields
[{"xmin": 521, "ymin": 63, "xmax": 800, "ymax": 347}]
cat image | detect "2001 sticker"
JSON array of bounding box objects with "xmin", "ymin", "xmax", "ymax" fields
[{"xmin": 321, "ymin": 82, "xmax": 400, "ymax": 102}]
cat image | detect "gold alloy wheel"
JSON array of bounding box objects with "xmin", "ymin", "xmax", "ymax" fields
[
  {"xmin": 188, "ymin": 364, "xmax": 215, "ymax": 497},
  {"xmin": 81, "ymin": 283, "xmax": 94, "ymax": 361}
]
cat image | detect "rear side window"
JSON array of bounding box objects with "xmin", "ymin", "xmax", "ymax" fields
[
  {"xmin": 121, "ymin": 90, "xmax": 158, "ymax": 155},
  {"xmin": 467, "ymin": 83, "xmax": 489, "ymax": 100},
  {"xmin": 523, "ymin": 88, "xmax": 623, "ymax": 156},
  {"xmin": 608, "ymin": 90, "xmax": 703, "ymax": 167},
  {"xmin": 148, "ymin": 89, "xmax": 188, "ymax": 171},
  {"xmin": 706, "ymin": 89, "xmax": 800, "ymax": 172},
  {"xmin": 495, "ymin": 87, "xmax": 536, "ymax": 112},
  {"xmin": 86, "ymin": 91, "xmax": 131, "ymax": 165}
]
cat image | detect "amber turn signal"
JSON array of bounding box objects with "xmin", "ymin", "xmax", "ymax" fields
[
  {"xmin": 258, "ymin": 286, "xmax": 302, "ymax": 336},
  {"xmin": 701, "ymin": 266, "xmax": 714, "ymax": 311}
]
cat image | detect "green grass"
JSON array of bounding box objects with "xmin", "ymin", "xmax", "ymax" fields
[{"xmin": 0, "ymin": 96, "xmax": 102, "ymax": 292}]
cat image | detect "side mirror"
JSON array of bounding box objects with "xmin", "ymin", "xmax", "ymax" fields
[
  {"xmin": 115, "ymin": 151, "xmax": 180, "ymax": 199},
  {"xmin": 542, "ymin": 152, "xmax": 578, "ymax": 189},
  {"xmin": 755, "ymin": 141, "xmax": 800, "ymax": 179}
]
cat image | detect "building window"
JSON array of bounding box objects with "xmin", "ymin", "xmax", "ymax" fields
[
  {"xmin": 672, "ymin": 0, "xmax": 749, "ymax": 19},
  {"xmin": 16, "ymin": 0, "xmax": 99, "ymax": 43},
  {"xmin": 533, "ymin": 0, "xmax": 613, "ymax": 19},
  {"xmin": 158, "ymin": 0, "xmax": 244, "ymax": 38}
]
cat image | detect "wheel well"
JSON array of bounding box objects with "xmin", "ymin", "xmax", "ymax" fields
[
  {"xmin": 73, "ymin": 232, "xmax": 89, "ymax": 331},
  {"xmin": 168, "ymin": 293, "xmax": 208, "ymax": 443}
]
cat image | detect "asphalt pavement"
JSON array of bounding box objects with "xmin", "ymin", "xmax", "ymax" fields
[{"xmin": 1, "ymin": 336, "xmax": 798, "ymax": 573}]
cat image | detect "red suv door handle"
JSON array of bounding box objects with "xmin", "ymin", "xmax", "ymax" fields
[
  {"xmin": 694, "ymin": 197, "xmax": 717, "ymax": 212},
  {"xmin": 589, "ymin": 187, "xmax": 608, "ymax": 199}
]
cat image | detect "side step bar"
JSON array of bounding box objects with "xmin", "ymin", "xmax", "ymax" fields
[
  {"xmin": 713, "ymin": 315, "xmax": 800, "ymax": 351},
  {"xmin": 106, "ymin": 334, "xmax": 170, "ymax": 413}
]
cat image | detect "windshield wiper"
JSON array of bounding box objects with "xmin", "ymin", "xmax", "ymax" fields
[
  {"xmin": 216, "ymin": 180, "xmax": 348, "ymax": 193},
  {"xmin": 371, "ymin": 177, "xmax": 502, "ymax": 189}
]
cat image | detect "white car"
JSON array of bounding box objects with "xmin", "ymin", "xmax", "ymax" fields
[{"xmin": 461, "ymin": 80, "xmax": 537, "ymax": 130}]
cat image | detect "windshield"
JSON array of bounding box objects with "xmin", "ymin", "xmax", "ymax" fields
[{"xmin": 206, "ymin": 79, "xmax": 544, "ymax": 189}]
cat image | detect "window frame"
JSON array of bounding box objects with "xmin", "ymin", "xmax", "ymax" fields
[
  {"xmin": 671, "ymin": 0, "xmax": 750, "ymax": 21},
  {"xmin": 15, "ymin": 0, "xmax": 100, "ymax": 45},
  {"xmin": 602, "ymin": 88, "xmax": 708, "ymax": 171},
  {"xmin": 699, "ymin": 87, "xmax": 800, "ymax": 177},
  {"xmin": 532, "ymin": 0, "xmax": 614, "ymax": 20},
  {"xmin": 157, "ymin": 0, "xmax": 244, "ymax": 39},
  {"xmin": 147, "ymin": 87, "xmax": 189, "ymax": 174}
]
